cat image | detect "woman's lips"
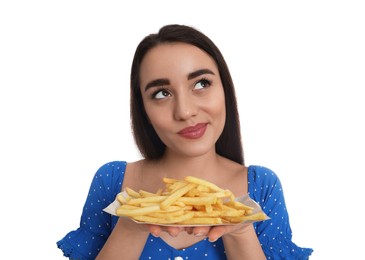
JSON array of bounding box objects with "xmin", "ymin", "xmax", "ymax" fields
[{"xmin": 177, "ymin": 123, "xmax": 208, "ymax": 139}]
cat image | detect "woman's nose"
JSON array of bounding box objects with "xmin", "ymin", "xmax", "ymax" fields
[{"xmin": 173, "ymin": 95, "xmax": 198, "ymax": 121}]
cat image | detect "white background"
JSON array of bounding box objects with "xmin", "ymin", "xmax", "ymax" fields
[{"xmin": 1, "ymin": 1, "xmax": 364, "ymax": 259}]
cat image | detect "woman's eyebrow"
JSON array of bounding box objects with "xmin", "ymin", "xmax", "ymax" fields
[
  {"xmin": 188, "ymin": 69, "xmax": 215, "ymax": 80},
  {"xmin": 144, "ymin": 69, "xmax": 215, "ymax": 92},
  {"xmin": 144, "ymin": 78, "xmax": 170, "ymax": 92}
]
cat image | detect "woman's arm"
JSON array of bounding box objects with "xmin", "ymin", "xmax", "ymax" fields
[
  {"xmin": 221, "ymin": 224, "xmax": 266, "ymax": 260},
  {"xmin": 187, "ymin": 223, "xmax": 266, "ymax": 260},
  {"xmin": 96, "ymin": 218, "xmax": 150, "ymax": 260}
]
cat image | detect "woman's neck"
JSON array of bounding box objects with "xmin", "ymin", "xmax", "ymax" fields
[{"xmin": 154, "ymin": 149, "xmax": 223, "ymax": 180}]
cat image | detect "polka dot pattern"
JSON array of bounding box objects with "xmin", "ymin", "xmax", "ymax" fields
[{"xmin": 57, "ymin": 161, "xmax": 313, "ymax": 259}]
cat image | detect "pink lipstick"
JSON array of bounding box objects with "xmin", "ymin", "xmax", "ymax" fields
[{"xmin": 178, "ymin": 123, "xmax": 208, "ymax": 139}]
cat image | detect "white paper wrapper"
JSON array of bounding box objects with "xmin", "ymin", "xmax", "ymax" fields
[{"xmin": 104, "ymin": 191, "xmax": 269, "ymax": 226}]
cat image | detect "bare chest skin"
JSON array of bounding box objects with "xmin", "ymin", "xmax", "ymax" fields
[{"xmin": 121, "ymin": 159, "xmax": 248, "ymax": 250}]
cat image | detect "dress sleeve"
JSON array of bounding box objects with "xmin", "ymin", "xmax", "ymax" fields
[
  {"xmin": 248, "ymin": 166, "xmax": 313, "ymax": 259},
  {"xmin": 57, "ymin": 161, "xmax": 126, "ymax": 260}
]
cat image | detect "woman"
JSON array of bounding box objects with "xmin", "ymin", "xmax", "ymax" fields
[{"xmin": 57, "ymin": 24, "xmax": 313, "ymax": 259}]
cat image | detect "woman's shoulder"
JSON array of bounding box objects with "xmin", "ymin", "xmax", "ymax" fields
[
  {"xmin": 91, "ymin": 161, "xmax": 128, "ymax": 186},
  {"xmin": 247, "ymin": 165, "xmax": 283, "ymax": 196},
  {"xmin": 93, "ymin": 160, "xmax": 147, "ymax": 186},
  {"xmin": 247, "ymin": 165, "xmax": 280, "ymax": 182},
  {"xmin": 95, "ymin": 160, "xmax": 128, "ymax": 175}
]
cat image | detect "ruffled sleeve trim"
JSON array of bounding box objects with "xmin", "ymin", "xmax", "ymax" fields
[
  {"xmin": 57, "ymin": 226, "xmax": 107, "ymax": 260},
  {"xmin": 259, "ymin": 231, "xmax": 313, "ymax": 259},
  {"xmin": 57, "ymin": 237, "xmax": 89, "ymax": 260}
]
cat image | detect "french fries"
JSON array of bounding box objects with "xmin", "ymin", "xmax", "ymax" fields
[{"xmin": 115, "ymin": 176, "xmax": 267, "ymax": 225}]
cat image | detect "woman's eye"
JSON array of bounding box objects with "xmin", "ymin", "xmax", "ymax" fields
[
  {"xmin": 153, "ymin": 89, "xmax": 171, "ymax": 99},
  {"xmin": 194, "ymin": 79, "xmax": 211, "ymax": 90}
]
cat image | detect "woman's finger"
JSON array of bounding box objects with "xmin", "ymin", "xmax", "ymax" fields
[
  {"xmin": 148, "ymin": 224, "xmax": 163, "ymax": 237},
  {"xmin": 207, "ymin": 225, "xmax": 228, "ymax": 242},
  {"xmin": 192, "ymin": 226, "xmax": 211, "ymax": 237}
]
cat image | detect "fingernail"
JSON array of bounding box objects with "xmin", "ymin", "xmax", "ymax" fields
[
  {"xmin": 194, "ymin": 232, "xmax": 205, "ymax": 237},
  {"xmin": 169, "ymin": 232, "xmax": 177, "ymax": 238},
  {"xmin": 208, "ymin": 237, "xmax": 218, "ymax": 243}
]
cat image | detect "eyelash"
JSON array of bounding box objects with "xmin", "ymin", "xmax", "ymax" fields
[
  {"xmin": 151, "ymin": 87, "xmax": 170, "ymax": 99},
  {"xmin": 150, "ymin": 78, "xmax": 213, "ymax": 99},
  {"xmin": 195, "ymin": 78, "xmax": 212, "ymax": 89}
]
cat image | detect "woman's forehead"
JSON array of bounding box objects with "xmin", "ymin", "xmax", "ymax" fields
[{"xmin": 139, "ymin": 42, "xmax": 218, "ymax": 83}]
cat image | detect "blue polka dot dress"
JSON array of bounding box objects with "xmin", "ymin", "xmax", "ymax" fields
[{"xmin": 57, "ymin": 161, "xmax": 313, "ymax": 259}]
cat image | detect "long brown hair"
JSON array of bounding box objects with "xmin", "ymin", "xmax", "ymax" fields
[{"xmin": 130, "ymin": 24, "xmax": 244, "ymax": 165}]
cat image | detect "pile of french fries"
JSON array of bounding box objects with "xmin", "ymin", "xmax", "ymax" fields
[{"xmin": 116, "ymin": 176, "xmax": 267, "ymax": 225}]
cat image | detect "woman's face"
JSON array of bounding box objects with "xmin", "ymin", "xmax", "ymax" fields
[{"xmin": 139, "ymin": 42, "xmax": 226, "ymax": 158}]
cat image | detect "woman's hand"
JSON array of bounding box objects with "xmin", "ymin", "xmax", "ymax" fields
[
  {"xmin": 187, "ymin": 222, "xmax": 252, "ymax": 242},
  {"xmin": 147, "ymin": 222, "xmax": 265, "ymax": 259},
  {"xmin": 148, "ymin": 224, "xmax": 185, "ymax": 238},
  {"xmin": 147, "ymin": 222, "xmax": 251, "ymax": 242}
]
